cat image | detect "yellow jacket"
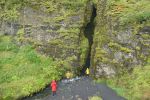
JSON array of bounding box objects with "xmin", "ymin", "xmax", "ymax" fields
[
  {"xmin": 86, "ymin": 68, "xmax": 90, "ymax": 75},
  {"xmin": 65, "ymin": 71, "xmax": 73, "ymax": 79}
]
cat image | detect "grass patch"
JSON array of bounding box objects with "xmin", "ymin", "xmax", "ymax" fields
[
  {"xmin": 0, "ymin": 36, "xmax": 65, "ymax": 100},
  {"xmin": 97, "ymin": 63, "xmax": 150, "ymax": 100},
  {"xmin": 108, "ymin": 0, "xmax": 150, "ymax": 24}
]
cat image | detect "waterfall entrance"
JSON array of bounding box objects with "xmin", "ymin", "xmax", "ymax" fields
[{"xmin": 81, "ymin": 5, "xmax": 97, "ymax": 75}]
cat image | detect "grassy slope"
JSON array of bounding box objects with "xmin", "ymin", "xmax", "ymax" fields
[
  {"xmin": 108, "ymin": 65, "xmax": 150, "ymax": 100},
  {"xmin": 0, "ymin": 36, "xmax": 65, "ymax": 100},
  {"xmin": 96, "ymin": 60, "xmax": 150, "ymax": 100}
]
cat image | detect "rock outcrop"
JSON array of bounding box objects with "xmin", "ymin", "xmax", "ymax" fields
[{"xmin": 91, "ymin": 0, "xmax": 150, "ymax": 77}]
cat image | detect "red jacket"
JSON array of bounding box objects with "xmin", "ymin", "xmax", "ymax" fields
[{"xmin": 51, "ymin": 80, "xmax": 57, "ymax": 92}]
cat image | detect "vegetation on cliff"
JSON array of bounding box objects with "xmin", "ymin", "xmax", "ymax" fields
[
  {"xmin": 0, "ymin": 0, "xmax": 150, "ymax": 100},
  {"xmin": 94, "ymin": 0, "xmax": 150, "ymax": 99},
  {"xmin": 107, "ymin": 0, "xmax": 150, "ymax": 25},
  {"xmin": 91, "ymin": 0, "xmax": 150, "ymax": 77},
  {"xmin": 0, "ymin": 0, "xmax": 88, "ymax": 21}
]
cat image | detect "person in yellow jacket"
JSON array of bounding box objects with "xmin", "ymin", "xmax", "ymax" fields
[
  {"xmin": 85, "ymin": 68, "xmax": 90, "ymax": 76},
  {"xmin": 65, "ymin": 71, "xmax": 73, "ymax": 79}
]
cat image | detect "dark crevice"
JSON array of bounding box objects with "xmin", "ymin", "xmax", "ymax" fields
[{"xmin": 81, "ymin": 5, "xmax": 97, "ymax": 75}]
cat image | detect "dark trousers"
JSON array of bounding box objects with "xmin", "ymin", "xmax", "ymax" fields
[{"xmin": 52, "ymin": 91, "xmax": 56, "ymax": 96}]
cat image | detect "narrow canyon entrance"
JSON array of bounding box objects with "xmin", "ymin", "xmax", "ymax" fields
[{"xmin": 81, "ymin": 5, "xmax": 97, "ymax": 75}]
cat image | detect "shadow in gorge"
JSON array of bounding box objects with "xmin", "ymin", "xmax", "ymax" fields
[{"xmin": 81, "ymin": 5, "xmax": 97, "ymax": 75}]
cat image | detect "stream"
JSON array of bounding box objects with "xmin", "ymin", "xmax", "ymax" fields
[{"xmin": 23, "ymin": 77, "xmax": 126, "ymax": 100}]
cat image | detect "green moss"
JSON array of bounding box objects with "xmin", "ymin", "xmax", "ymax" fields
[
  {"xmin": 79, "ymin": 36, "xmax": 89, "ymax": 66},
  {"xmin": 16, "ymin": 28, "xmax": 28, "ymax": 43},
  {"xmin": 48, "ymin": 39, "xmax": 63, "ymax": 45},
  {"xmin": 108, "ymin": 42, "xmax": 121, "ymax": 49},
  {"xmin": 92, "ymin": 0, "xmax": 98, "ymax": 5},
  {"xmin": 46, "ymin": 30, "xmax": 54, "ymax": 33},
  {"xmin": 141, "ymin": 34, "xmax": 150, "ymax": 39},
  {"xmin": 111, "ymin": 59, "xmax": 119, "ymax": 64},
  {"xmin": 40, "ymin": 1, "xmax": 56, "ymax": 13},
  {"xmin": 43, "ymin": 18, "xmax": 53, "ymax": 23},
  {"xmin": 54, "ymin": 16, "xmax": 66, "ymax": 23},
  {"xmin": 107, "ymin": 0, "xmax": 150, "ymax": 25},
  {"xmin": 108, "ymin": 42, "xmax": 133, "ymax": 53},
  {"xmin": 17, "ymin": 28, "xmax": 25, "ymax": 36},
  {"xmin": 95, "ymin": 48, "xmax": 107, "ymax": 59},
  {"xmin": 58, "ymin": 28, "xmax": 80, "ymax": 34},
  {"xmin": 90, "ymin": 0, "xmax": 108, "ymax": 73},
  {"xmin": 135, "ymin": 46, "xmax": 140, "ymax": 50},
  {"xmin": 120, "ymin": 47, "xmax": 133, "ymax": 53}
]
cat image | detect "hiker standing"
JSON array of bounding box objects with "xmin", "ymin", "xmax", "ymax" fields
[
  {"xmin": 86, "ymin": 68, "xmax": 90, "ymax": 76},
  {"xmin": 65, "ymin": 71, "xmax": 73, "ymax": 79},
  {"xmin": 51, "ymin": 80, "xmax": 57, "ymax": 96}
]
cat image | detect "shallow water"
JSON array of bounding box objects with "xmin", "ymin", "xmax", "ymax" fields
[{"xmin": 23, "ymin": 77, "xmax": 126, "ymax": 100}]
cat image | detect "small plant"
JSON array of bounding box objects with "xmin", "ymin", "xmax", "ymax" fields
[{"xmin": 89, "ymin": 96, "xmax": 102, "ymax": 100}]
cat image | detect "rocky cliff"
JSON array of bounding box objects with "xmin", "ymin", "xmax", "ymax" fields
[
  {"xmin": 0, "ymin": 0, "xmax": 90, "ymax": 75},
  {"xmin": 91, "ymin": 0, "xmax": 150, "ymax": 77},
  {"xmin": 0, "ymin": 0, "xmax": 150, "ymax": 77}
]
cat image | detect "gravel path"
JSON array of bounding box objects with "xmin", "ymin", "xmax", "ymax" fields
[{"xmin": 23, "ymin": 77, "xmax": 126, "ymax": 100}]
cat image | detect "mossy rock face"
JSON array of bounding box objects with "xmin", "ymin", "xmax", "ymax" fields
[
  {"xmin": 1, "ymin": 0, "xmax": 150, "ymax": 77},
  {"xmin": 91, "ymin": 0, "xmax": 150, "ymax": 78},
  {"xmin": 0, "ymin": 0, "xmax": 90, "ymax": 72}
]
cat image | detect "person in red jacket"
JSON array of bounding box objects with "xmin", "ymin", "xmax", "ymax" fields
[{"xmin": 50, "ymin": 80, "xmax": 57, "ymax": 96}]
